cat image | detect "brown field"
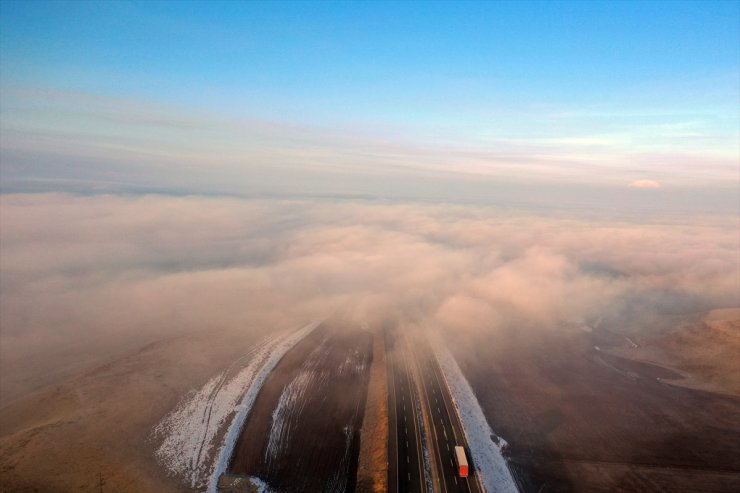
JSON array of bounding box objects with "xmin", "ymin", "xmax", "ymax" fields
[
  {"xmin": 610, "ymin": 309, "xmax": 740, "ymax": 396},
  {"xmin": 448, "ymin": 313, "xmax": 740, "ymax": 492},
  {"xmin": 0, "ymin": 328, "xmax": 266, "ymax": 493},
  {"xmin": 355, "ymin": 327, "xmax": 389, "ymax": 493},
  {"xmin": 229, "ymin": 321, "xmax": 373, "ymax": 493},
  {"xmin": 2, "ymin": 308, "xmax": 736, "ymax": 493}
]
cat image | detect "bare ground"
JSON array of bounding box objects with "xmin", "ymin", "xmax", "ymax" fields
[
  {"xmin": 609, "ymin": 308, "xmax": 740, "ymax": 396},
  {"xmin": 228, "ymin": 320, "xmax": 373, "ymax": 493},
  {"xmin": 447, "ymin": 313, "xmax": 740, "ymax": 493},
  {"xmin": 355, "ymin": 327, "xmax": 388, "ymax": 493},
  {"xmin": 0, "ymin": 327, "xmax": 265, "ymax": 493}
]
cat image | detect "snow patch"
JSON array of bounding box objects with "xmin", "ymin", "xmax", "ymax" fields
[
  {"xmin": 264, "ymin": 335, "xmax": 333, "ymax": 468},
  {"xmin": 325, "ymin": 424, "xmax": 355, "ymax": 493},
  {"xmin": 264, "ymin": 369, "xmax": 314, "ymax": 465},
  {"xmin": 432, "ymin": 340, "xmax": 518, "ymax": 493},
  {"xmin": 245, "ymin": 476, "xmax": 273, "ymax": 493},
  {"xmin": 338, "ymin": 347, "xmax": 367, "ymax": 376},
  {"xmin": 206, "ymin": 321, "xmax": 321, "ymax": 492},
  {"xmin": 150, "ymin": 322, "xmax": 319, "ymax": 491},
  {"xmin": 153, "ymin": 338, "xmax": 277, "ymax": 488},
  {"xmin": 222, "ymin": 476, "xmax": 274, "ymax": 493},
  {"xmin": 411, "ymin": 376, "xmax": 434, "ymax": 493},
  {"xmin": 260, "ymin": 332, "xmax": 360, "ymax": 493}
]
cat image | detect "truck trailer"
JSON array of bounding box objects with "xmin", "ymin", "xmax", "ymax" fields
[{"xmin": 454, "ymin": 445, "xmax": 468, "ymax": 477}]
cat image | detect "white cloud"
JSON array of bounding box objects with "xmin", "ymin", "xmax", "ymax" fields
[
  {"xmin": 629, "ymin": 179, "xmax": 662, "ymax": 189},
  {"xmin": 2, "ymin": 193, "xmax": 738, "ymax": 403}
]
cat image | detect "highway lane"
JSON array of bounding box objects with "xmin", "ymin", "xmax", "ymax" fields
[
  {"xmin": 415, "ymin": 340, "xmax": 483, "ymax": 493},
  {"xmin": 386, "ymin": 328, "xmax": 426, "ymax": 493}
]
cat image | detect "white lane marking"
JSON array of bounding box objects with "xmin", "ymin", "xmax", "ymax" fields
[
  {"xmin": 454, "ymin": 476, "xmax": 458, "ymax": 484},
  {"xmin": 427, "ymin": 351, "xmax": 461, "ymax": 445},
  {"xmin": 408, "ymin": 472, "xmax": 411, "ymax": 481},
  {"xmin": 414, "ymin": 350, "xmax": 449, "ymax": 493},
  {"xmin": 406, "ymin": 440, "xmax": 408, "ymax": 447},
  {"xmin": 438, "ymin": 406, "xmax": 441, "ymax": 413},
  {"xmin": 446, "ymin": 443, "xmax": 450, "ymax": 451},
  {"xmin": 444, "ymin": 429, "xmax": 447, "ymax": 439},
  {"xmin": 450, "ymin": 458, "xmax": 454, "ymax": 467},
  {"xmin": 407, "ymin": 455, "xmax": 410, "ymax": 463}
]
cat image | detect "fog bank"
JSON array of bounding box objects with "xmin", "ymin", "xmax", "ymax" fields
[{"xmin": 1, "ymin": 193, "xmax": 738, "ymax": 404}]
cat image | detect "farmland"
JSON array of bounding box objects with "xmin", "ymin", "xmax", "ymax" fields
[
  {"xmin": 449, "ymin": 324, "xmax": 740, "ymax": 492},
  {"xmin": 228, "ymin": 321, "xmax": 373, "ymax": 492}
]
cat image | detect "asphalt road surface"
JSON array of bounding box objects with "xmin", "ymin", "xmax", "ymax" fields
[
  {"xmin": 387, "ymin": 327, "xmax": 483, "ymax": 493},
  {"xmin": 386, "ymin": 329, "xmax": 426, "ymax": 493},
  {"xmin": 416, "ymin": 340, "xmax": 483, "ymax": 493}
]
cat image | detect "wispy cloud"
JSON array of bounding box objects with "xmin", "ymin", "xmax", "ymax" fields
[{"xmin": 1, "ymin": 86, "xmax": 737, "ymax": 211}]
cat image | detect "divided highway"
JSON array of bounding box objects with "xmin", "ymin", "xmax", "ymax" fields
[
  {"xmin": 386, "ymin": 329, "xmax": 426, "ymax": 493},
  {"xmin": 386, "ymin": 327, "xmax": 483, "ymax": 493},
  {"xmin": 415, "ymin": 340, "xmax": 482, "ymax": 493}
]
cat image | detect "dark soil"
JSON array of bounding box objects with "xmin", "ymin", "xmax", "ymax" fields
[
  {"xmin": 449, "ymin": 326, "xmax": 740, "ymax": 492},
  {"xmin": 229, "ymin": 321, "xmax": 373, "ymax": 493}
]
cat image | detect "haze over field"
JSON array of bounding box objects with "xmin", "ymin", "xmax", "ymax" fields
[{"xmin": 1, "ymin": 1, "xmax": 739, "ymax": 492}]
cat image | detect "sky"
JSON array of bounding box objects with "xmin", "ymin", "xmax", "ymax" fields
[
  {"xmin": 1, "ymin": 0, "xmax": 738, "ymax": 212},
  {"xmin": 1, "ymin": 1, "xmax": 739, "ymax": 407}
]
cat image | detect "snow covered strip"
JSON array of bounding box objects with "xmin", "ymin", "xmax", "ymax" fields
[
  {"xmin": 154, "ymin": 337, "xmax": 280, "ymax": 487},
  {"xmin": 412, "ymin": 376, "xmax": 434, "ymax": 493},
  {"xmin": 432, "ymin": 340, "xmax": 518, "ymax": 493},
  {"xmin": 207, "ymin": 321, "xmax": 321, "ymax": 493}
]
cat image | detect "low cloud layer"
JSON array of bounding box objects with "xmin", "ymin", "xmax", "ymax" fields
[
  {"xmin": 629, "ymin": 179, "xmax": 661, "ymax": 189},
  {"xmin": 1, "ymin": 193, "xmax": 738, "ymax": 403}
]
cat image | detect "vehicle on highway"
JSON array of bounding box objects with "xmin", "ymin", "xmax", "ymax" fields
[{"xmin": 454, "ymin": 445, "xmax": 469, "ymax": 477}]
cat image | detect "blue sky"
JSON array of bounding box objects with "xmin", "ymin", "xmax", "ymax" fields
[
  {"xmin": 1, "ymin": 1, "xmax": 738, "ymax": 210},
  {"xmin": 3, "ymin": 1, "xmax": 738, "ymax": 117}
]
